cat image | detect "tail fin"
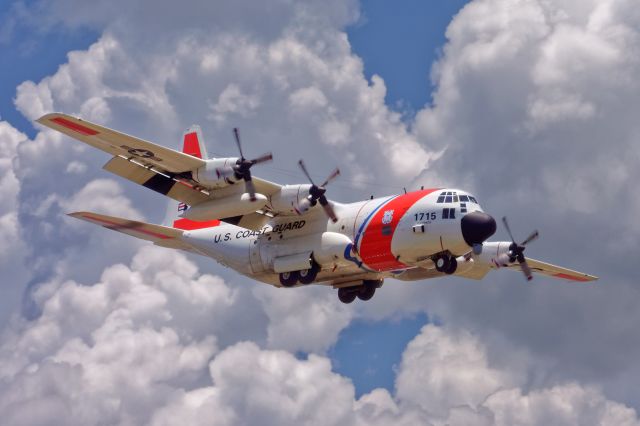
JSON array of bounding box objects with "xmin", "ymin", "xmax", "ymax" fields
[
  {"xmin": 182, "ymin": 125, "xmax": 208, "ymax": 159},
  {"xmin": 174, "ymin": 125, "xmax": 222, "ymax": 229}
]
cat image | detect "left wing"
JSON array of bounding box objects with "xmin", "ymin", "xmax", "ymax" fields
[{"xmin": 504, "ymin": 257, "xmax": 598, "ymax": 282}]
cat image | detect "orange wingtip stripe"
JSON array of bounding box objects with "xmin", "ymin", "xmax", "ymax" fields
[
  {"xmin": 173, "ymin": 218, "xmax": 220, "ymax": 230},
  {"xmin": 553, "ymin": 273, "xmax": 592, "ymax": 282},
  {"xmin": 51, "ymin": 117, "xmax": 99, "ymax": 136}
]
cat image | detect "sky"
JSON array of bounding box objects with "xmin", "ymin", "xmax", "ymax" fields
[{"xmin": 1, "ymin": 0, "xmax": 640, "ymax": 425}]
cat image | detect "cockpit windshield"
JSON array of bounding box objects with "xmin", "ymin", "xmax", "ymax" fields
[{"xmin": 436, "ymin": 191, "xmax": 478, "ymax": 204}]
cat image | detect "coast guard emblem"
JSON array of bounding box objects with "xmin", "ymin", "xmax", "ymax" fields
[{"xmin": 382, "ymin": 209, "xmax": 394, "ymax": 225}]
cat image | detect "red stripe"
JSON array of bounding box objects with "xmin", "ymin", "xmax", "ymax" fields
[
  {"xmin": 554, "ymin": 273, "xmax": 591, "ymax": 282},
  {"xmin": 51, "ymin": 117, "xmax": 99, "ymax": 136},
  {"xmin": 81, "ymin": 214, "xmax": 171, "ymax": 240},
  {"xmin": 173, "ymin": 218, "xmax": 220, "ymax": 230},
  {"xmin": 183, "ymin": 132, "xmax": 202, "ymax": 158},
  {"xmin": 359, "ymin": 189, "xmax": 440, "ymax": 271}
]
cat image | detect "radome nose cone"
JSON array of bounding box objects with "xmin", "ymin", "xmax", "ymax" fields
[{"xmin": 461, "ymin": 211, "xmax": 497, "ymax": 246}]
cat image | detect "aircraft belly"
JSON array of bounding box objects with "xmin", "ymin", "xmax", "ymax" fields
[{"xmin": 182, "ymin": 226, "xmax": 257, "ymax": 274}]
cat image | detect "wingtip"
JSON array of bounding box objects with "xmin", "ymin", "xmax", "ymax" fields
[{"xmin": 67, "ymin": 211, "xmax": 88, "ymax": 219}]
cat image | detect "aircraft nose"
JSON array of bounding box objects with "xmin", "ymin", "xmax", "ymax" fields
[{"xmin": 461, "ymin": 211, "xmax": 497, "ymax": 246}]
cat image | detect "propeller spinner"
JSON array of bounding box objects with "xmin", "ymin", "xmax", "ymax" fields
[
  {"xmin": 216, "ymin": 128, "xmax": 273, "ymax": 201},
  {"xmin": 295, "ymin": 159, "xmax": 340, "ymax": 223},
  {"xmin": 502, "ymin": 216, "xmax": 539, "ymax": 281}
]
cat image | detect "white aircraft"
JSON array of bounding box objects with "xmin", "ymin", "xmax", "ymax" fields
[{"xmin": 38, "ymin": 113, "xmax": 597, "ymax": 304}]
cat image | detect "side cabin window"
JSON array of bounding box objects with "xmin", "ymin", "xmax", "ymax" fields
[{"xmin": 442, "ymin": 208, "xmax": 455, "ymax": 219}]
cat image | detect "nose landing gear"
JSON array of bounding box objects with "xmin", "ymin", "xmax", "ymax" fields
[{"xmin": 435, "ymin": 254, "xmax": 457, "ymax": 274}]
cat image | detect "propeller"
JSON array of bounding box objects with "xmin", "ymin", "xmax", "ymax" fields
[
  {"xmin": 296, "ymin": 159, "xmax": 340, "ymax": 222},
  {"xmin": 216, "ymin": 128, "xmax": 273, "ymax": 201},
  {"xmin": 502, "ymin": 216, "xmax": 539, "ymax": 281}
]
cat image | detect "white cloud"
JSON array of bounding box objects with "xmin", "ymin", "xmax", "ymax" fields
[
  {"xmin": 0, "ymin": 121, "xmax": 29, "ymax": 323},
  {"xmin": 0, "ymin": 246, "xmax": 637, "ymax": 426},
  {"xmin": 3, "ymin": 0, "xmax": 640, "ymax": 423},
  {"xmin": 252, "ymin": 285, "xmax": 352, "ymax": 353}
]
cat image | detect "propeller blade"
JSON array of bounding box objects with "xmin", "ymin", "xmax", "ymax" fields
[
  {"xmin": 244, "ymin": 174, "xmax": 257, "ymax": 201},
  {"xmin": 319, "ymin": 195, "xmax": 338, "ymax": 223},
  {"xmin": 298, "ymin": 159, "xmax": 316, "ymax": 185},
  {"xmin": 520, "ymin": 259, "xmax": 533, "ymax": 281},
  {"xmin": 320, "ymin": 168, "xmax": 340, "ymax": 187},
  {"xmin": 521, "ymin": 230, "xmax": 539, "ymax": 246},
  {"xmin": 233, "ymin": 128, "xmax": 245, "ymax": 159},
  {"xmin": 251, "ymin": 152, "xmax": 273, "ymax": 165},
  {"xmin": 502, "ymin": 216, "xmax": 516, "ymax": 243}
]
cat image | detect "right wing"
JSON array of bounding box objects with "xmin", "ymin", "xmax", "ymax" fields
[
  {"xmin": 38, "ymin": 113, "xmax": 204, "ymax": 173},
  {"xmin": 38, "ymin": 113, "xmax": 282, "ymax": 228}
]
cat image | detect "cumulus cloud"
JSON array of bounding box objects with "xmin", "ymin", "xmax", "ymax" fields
[
  {"xmin": 3, "ymin": 0, "xmax": 640, "ymax": 423},
  {"xmin": 3, "ymin": 286, "xmax": 636, "ymax": 426},
  {"xmin": 0, "ymin": 121, "xmax": 29, "ymax": 324},
  {"xmin": 386, "ymin": 0, "xmax": 640, "ymax": 406}
]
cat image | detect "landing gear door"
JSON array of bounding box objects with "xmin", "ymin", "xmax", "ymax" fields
[{"xmin": 250, "ymin": 236, "xmax": 267, "ymax": 274}]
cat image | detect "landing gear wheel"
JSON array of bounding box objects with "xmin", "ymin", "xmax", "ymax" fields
[
  {"xmin": 444, "ymin": 257, "xmax": 457, "ymax": 275},
  {"xmin": 338, "ymin": 287, "xmax": 357, "ymax": 304},
  {"xmin": 357, "ymin": 282, "xmax": 376, "ymax": 301},
  {"xmin": 298, "ymin": 262, "xmax": 320, "ymax": 284},
  {"xmin": 279, "ymin": 271, "xmax": 299, "ymax": 287},
  {"xmin": 435, "ymin": 256, "xmax": 450, "ymax": 273}
]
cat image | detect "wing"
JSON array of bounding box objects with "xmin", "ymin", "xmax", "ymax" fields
[
  {"xmin": 38, "ymin": 113, "xmax": 205, "ymax": 172},
  {"xmin": 69, "ymin": 211, "xmax": 198, "ymax": 252},
  {"xmin": 507, "ymin": 258, "xmax": 598, "ymax": 282},
  {"xmin": 39, "ymin": 113, "xmax": 282, "ymax": 228}
]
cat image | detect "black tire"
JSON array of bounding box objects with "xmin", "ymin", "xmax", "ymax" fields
[
  {"xmin": 445, "ymin": 257, "xmax": 458, "ymax": 275},
  {"xmin": 298, "ymin": 262, "xmax": 320, "ymax": 284},
  {"xmin": 338, "ymin": 287, "xmax": 357, "ymax": 304},
  {"xmin": 279, "ymin": 271, "xmax": 299, "ymax": 287},
  {"xmin": 435, "ymin": 256, "xmax": 450, "ymax": 273},
  {"xmin": 357, "ymin": 283, "xmax": 376, "ymax": 301}
]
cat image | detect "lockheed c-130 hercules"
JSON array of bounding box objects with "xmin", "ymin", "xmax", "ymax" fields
[{"xmin": 38, "ymin": 113, "xmax": 597, "ymax": 304}]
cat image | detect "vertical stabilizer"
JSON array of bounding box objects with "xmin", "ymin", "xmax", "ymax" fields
[{"xmin": 182, "ymin": 125, "xmax": 208, "ymax": 159}]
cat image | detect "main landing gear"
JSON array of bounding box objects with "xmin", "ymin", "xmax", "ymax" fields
[
  {"xmin": 279, "ymin": 261, "xmax": 321, "ymax": 287},
  {"xmin": 434, "ymin": 254, "xmax": 457, "ymax": 274},
  {"xmin": 337, "ymin": 280, "xmax": 383, "ymax": 304}
]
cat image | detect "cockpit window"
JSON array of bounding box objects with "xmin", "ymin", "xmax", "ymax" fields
[{"xmin": 436, "ymin": 191, "xmax": 478, "ymax": 205}]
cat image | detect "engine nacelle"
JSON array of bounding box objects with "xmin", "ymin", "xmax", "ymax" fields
[
  {"xmin": 473, "ymin": 241, "xmax": 513, "ymax": 267},
  {"xmin": 312, "ymin": 232, "xmax": 354, "ymax": 267},
  {"xmin": 269, "ymin": 184, "xmax": 312, "ymax": 214},
  {"xmin": 192, "ymin": 158, "xmax": 240, "ymax": 188}
]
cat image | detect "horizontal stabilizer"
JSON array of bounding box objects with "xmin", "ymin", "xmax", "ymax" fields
[{"xmin": 68, "ymin": 211, "xmax": 194, "ymax": 252}]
